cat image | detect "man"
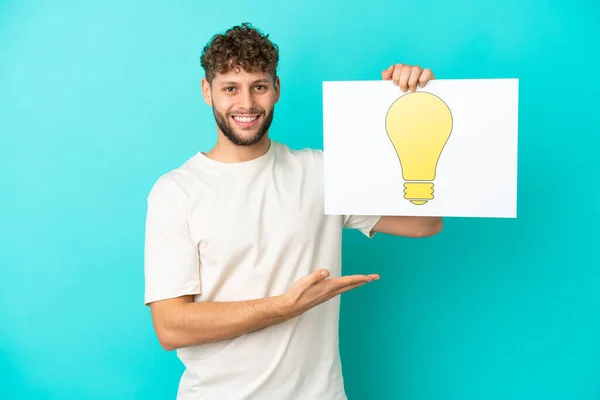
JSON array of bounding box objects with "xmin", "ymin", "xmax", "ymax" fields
[{"xmin": 144, "ymin": 22, "xmax": 442, "ymax": 399}]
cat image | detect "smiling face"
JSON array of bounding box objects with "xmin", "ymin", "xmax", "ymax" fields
[{"xmin": 202, "ymin": 68, "xmax": 280, "ymax": 146}]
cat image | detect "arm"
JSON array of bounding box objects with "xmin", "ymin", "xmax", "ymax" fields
[
  {"xmin": 149, "ymin": 295, "xmax": 290, "ymax": 351},
  {"xmin": 371, "ymin": 215, "xmax": 442, "ymax": 238},
  {"xmin": 145, "ymin": 180, "xmax": 377, "ymax": 351},
  {"xmin": 144, "ymin": 181, "xmax": 290, "ymax": 351},
  {"xmin": 149, "ymin": 269, "xmax": 378, "ymax": 351}
]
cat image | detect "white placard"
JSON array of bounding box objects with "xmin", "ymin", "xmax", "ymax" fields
[{"xmin": 322, "ymin": 78, "xmax": 519, "ymax": 218}]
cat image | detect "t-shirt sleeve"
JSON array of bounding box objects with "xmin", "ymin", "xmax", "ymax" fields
[
  {"xmin": 342, "ymin": 214, "xmax": 382, "ymax": 238},
  {"xmin": 144, "ymin": 176, "xmax": 201, "ymax": 305}
]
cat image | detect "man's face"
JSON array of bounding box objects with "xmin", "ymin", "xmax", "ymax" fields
[{"xmin": 202, "ymin": 68, "xmax": 280, "ymax": 146}]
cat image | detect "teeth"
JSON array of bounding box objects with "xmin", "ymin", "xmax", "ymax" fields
[{"xmin": 233, "ymin": 115, "xmax": 258, "ymax": 123}]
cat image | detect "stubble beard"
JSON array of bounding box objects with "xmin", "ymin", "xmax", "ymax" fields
[{"xmin": 213, "ymin": 107, "xmax": 275, "ymax": 147}]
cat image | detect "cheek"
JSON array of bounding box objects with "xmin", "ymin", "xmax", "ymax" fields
[
  {"xmin": 259, "ymin": 95, "xmax": 276, "ymax": 110},
  {"xmin": 212, "ymin": 97, "xmax": 233, "ymax": 113}
]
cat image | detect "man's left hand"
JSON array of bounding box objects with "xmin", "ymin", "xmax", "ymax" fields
[{"xmin": 381, "ymin": 63, "xmax": 435, "ymax": 93}]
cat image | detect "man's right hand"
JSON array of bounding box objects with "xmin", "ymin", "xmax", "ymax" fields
[{"xmin": 281, "ymin": 269, "xmax": 380, "ymax": 319}]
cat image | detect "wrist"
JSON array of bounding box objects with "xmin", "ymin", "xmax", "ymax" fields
[{"xmin": 272, "ymin": 294, "xmax": 294, "ymax": 321}]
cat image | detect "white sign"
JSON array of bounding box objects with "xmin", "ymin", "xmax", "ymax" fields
[{"xmin": 322, "ymin": 78, "xmax": 519, "ymax": 218}]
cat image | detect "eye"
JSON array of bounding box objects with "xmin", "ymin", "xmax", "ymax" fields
[
  {"xmin": 223, "ymin": 86, "xmax": 235, "ymax": 93},
  {"xmin": 255, "ymin": 85, "xmax": 267, "ymax": 91}
]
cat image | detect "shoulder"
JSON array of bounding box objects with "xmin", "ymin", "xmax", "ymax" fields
[{"xmin": 146, "ymin": 154, "xmax": 199, "ymax": 204}]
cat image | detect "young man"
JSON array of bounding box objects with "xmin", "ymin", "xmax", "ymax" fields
[{"xmin": 144, "ymin": 23, "xmax": 442, "ymax": 400}]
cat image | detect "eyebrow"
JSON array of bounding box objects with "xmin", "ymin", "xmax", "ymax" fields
[{"xmin": 220, "ymin": 79, "xmax": 271, "ymax": 86}]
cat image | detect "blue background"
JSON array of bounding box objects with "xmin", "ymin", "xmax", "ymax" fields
[{"xmin": 1, "ymin": 0, "xmax": 599, "ymax": 399}]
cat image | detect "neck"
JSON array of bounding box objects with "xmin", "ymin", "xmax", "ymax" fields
[{"xmin": 204, "ymin": 133, "xmax": 271, "ymax": 163}]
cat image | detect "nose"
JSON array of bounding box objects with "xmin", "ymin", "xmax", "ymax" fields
[{"xmin": 239, "ymin": 89, "xmax": 254, "ymax": 111}]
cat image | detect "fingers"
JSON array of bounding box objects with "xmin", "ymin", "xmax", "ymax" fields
[
  {"xmin": 408, "ymin": 65, "xmax": 422, "ymax": 92},
  {"xmin": 333, "ymin": 280, "xmax": 371, "ymax": 296},
  {"xmin": 387, "ymin": 64, "xmax": 436, "ymax": 92},
  {"xmin": 418, "ymin": 67, "xmax": 435, "ymax": 88},
  {"xmin": 381, "ymin": 65, "xmax": 394, "ymax": 80},
  {"xmin": 391, "ymin": 63, "xmax": 403, "ymax": 87},
  {"xmin": 287, "ymin": 272, "xmax": 379, "ymax": 314},
  {"xmin": 326, "ymin": 274, "xmax": 378, "ymax": 292},
  {"xmin": 323, "ymin": 274, "xmax": 379, "ymax": 298},
  {"xmin": 297, "ymin": 271, "xmax": 378, "ymax": 295},
  {"xmin": 398, "ymin": 65, "xmax": 413, "ymax": 92}
]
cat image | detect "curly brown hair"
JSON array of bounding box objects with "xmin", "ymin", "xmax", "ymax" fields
[{"xmin": 200, "ymin": 23, "xmax": 279, "ymax": 84}]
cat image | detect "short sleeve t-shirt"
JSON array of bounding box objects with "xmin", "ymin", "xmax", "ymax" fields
[{"xmin": 144, "ymin": 140, "xmax": 381, "ymax": 400}]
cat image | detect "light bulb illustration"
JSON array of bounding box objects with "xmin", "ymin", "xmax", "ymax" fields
[{"xmin": 385, "ymin": 92, "xmax": 453, "ymax": 205}]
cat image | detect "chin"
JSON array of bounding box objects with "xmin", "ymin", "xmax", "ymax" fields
[{"xmin": 226, "ymin": 129, "xmax": 267, "ymax": 146}]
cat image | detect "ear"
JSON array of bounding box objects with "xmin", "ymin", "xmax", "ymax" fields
[
  {"xmin": 201, "ymin": 78, "xmax": 212, "ymax": 106},
  {"xmin": 274, "ymin": 77, "xmax": 281, "ymax": 103}
]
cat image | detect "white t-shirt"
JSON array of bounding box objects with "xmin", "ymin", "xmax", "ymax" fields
[{"xmin": 144, "ymin": 140, "xmax": 381, "ymax": 400}]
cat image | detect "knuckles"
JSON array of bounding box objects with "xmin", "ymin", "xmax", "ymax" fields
[{"xmin": 387, "ymin": 64, "xmax": 434, "ymax": 88}]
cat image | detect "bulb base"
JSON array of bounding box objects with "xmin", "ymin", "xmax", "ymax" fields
[{"xmin": 404, "ymin": 182, "xmax": 434, "ymax": 205}]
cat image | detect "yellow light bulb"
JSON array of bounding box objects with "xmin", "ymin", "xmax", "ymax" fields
[{"xmin": 385, "ymin": 92, "xmax": 453, "ymax": 205}]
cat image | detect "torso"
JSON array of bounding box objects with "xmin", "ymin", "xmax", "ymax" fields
[{"xmin": 165, "ymin": 141, "xmax": 348, "ymax": 400}]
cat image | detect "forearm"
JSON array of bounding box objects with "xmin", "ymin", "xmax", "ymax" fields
[
  {"xmin": 155, "ymin": 295, "xmax": 291, "ymax": 351},
  {"xmin": 372, "ymin": 215, "xmax": 443, "ymax": 237},
  {"xmin": 414, "ymin": 216, "xmax": 443, "ymax": 235}
]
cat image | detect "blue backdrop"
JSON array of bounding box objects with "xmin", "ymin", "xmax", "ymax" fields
[{"xmin": 1, "ymin": 0, "xmax": 599, "ymax": 399}]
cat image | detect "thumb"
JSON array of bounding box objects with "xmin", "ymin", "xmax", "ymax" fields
[
  {"xmin": 292, "ymin": 269, "xmax": 329, "ymax": 290},
  {"xmin": 294, "ymin": 269, "xmax": 329, "ymax": 290},
  {"xmin": 381, "ymin": 64, "xmax": 394, "ymax": 80},
  {"xmin": 310, "ymin": 269, "xmax": 329, "ymax": 284}
]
